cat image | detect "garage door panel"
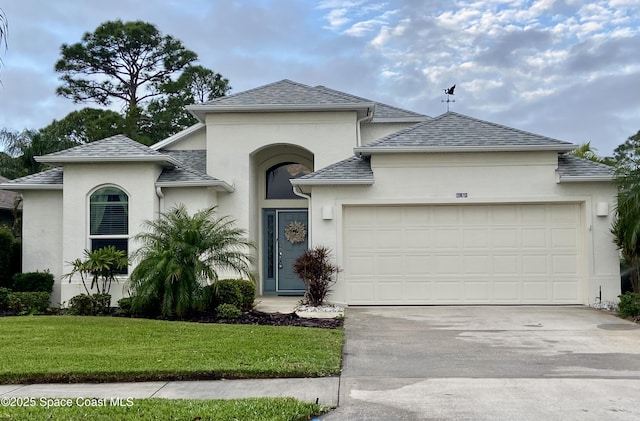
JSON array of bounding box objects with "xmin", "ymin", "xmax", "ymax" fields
[
  {"xmin": 433, "ymin": 229, "xmax": 460, "ymax": 248},
  {"xmin": 522, "ymin": 228, "xmax": 547, "ymax": 248},
  {"xmin": 551, "ymin": 228, "xmax": 578, "ymax": 248},
  {"xmin": 552, "ymin": 255, "xmax": 578, "ymax": 274},
  {"xmin": 343, "ymin": 204, "xmax": 583, "ymax": 305},
  {"xmin": 406, "ymin": 229, "xmax": 432, "ymax": 248},
  {"xmin": 463, "ymin": 255, "xmax": 490, "ymax": 274},
  {"xmin": 522, "ymin": 255, "xmax": 548, "ymax": 274},
  {"xmin": 492, "ymin": 229, "xmax": 518, "ymax": 248},
  {"xmin": 493, "ymin": 281, "xmax": 520, "ymax": 301},
  {"xmin": 493, "ymin": 255, "xmax": 519, "ymax": 274},
  {"xmin": 464, "ymin": 229, "xmax": 490, "ymax": 247}
]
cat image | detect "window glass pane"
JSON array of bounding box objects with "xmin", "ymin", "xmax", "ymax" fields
[
  {"xmin": 266, "ymin": 163, "xmax": 311, "ymax": 199},
  {"xmin": 90, "ymin": 187, "xmax": 128, "ymax": 235},
  {"xmin": 91, "ymin": 238, "xmax": 128, "ymax": 274}
]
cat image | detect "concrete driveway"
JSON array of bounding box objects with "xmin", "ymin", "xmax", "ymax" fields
[{"xmin": 323, "ymin": 306, "xmax": 640, "ymax": 420}]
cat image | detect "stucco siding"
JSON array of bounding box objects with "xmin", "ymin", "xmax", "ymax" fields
[
  {"xmin": 360, "ymin": 122, "xmax": 419, "ymax": 145},
  {"xmin": 162, "ymin": 187, "xmax": 218, "ymax": 214},
  {"xmin": 21, "ymin": 190, "xmax": 63, "ymax": 304},
  {"xmin": 205, "ymin": 111, "xmax": 355, "ymax": 250},
  {"xmin": 161, "ymin": 127, "xmax": 206, "ymax": 150},
  {"xmin": 60, "ymin": 163, "xmax": 162, "ymax": 303}
]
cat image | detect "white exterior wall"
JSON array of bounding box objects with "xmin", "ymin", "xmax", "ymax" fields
[
  {"xmin": 60, "ymin": 163, "xmax": 162, "ymax": 304},
  {"xmin": 308, "ymin": 151, "xmax": 619, "ymax": 305},
  {"xmin": 21, "ymin": 190, "xmax": 63, "ymax": 305},
  {"xmin": 161, "ymin": 187, "xmax": 218, "ymax": 214},
  {"xmin": 204, "ymin": 111, "xmax": 358, "ymax": 260},
  {"xmin": 360, "ymin": 122, "xmax": 419, "ymax": 145},
  {"xmin": 162, "ymin": 127, "xmax": 206, "ymax": 150}
]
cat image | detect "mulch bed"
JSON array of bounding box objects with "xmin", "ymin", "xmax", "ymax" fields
[
  {"xmin": 1, "ymin": 308, "xmax": 343, "ymax": 329},
  {"xmin": 196, "ymin": 310, "xmax": 343, "ymax": 329}
]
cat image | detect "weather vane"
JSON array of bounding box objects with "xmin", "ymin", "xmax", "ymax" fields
[{"xmin": 442, "ymin": 84, "xmax": 455, "ymax": 112}]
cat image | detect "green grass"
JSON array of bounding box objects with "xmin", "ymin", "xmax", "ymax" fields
[
  {"xmin": 0, "ymin": 316, "xmax": 343, "ymax": 383},
  {"xmin": 0, "ymin": 397, "xmax": 326, "ymax": 421}
]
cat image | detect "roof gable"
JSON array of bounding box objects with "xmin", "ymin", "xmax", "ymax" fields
[
  {"xmin": 355, "ymin": 112, "xmax": 576, "ymax": 155},
  {"xmin": 36, "ymin": 135, "xmax": 175, "ymax": 165},
  {"xmin": 186, "ymin": 79, "xmax": 431, "ymax": 122}
]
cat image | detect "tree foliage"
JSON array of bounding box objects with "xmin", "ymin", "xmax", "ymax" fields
[
  {"xmin": 0, "ymin": 128, "xmax": 76, "ymax": 178},
  {"xmin": 569, "ymin": 142, "xmax": 615, "ymax": 166},
  {"xmin": 129, "ymin": 205, "xmax": 253, "ymax": 319},
  {"xmin": 0, "ymin": 8, "xmax": 7, "ymax": 75},
  {"xmin": 53, "ymin": 20, "xmax": 229, "ymax": 143},
  {"xmin": 612, "ymin": 129, "xmax": 640, "ymax": 293},
  {"xmin": 141, "ymin": 65, "xmax": 230, "ymax": 141},
  {"xmin": 42, "ymin": 108, "xmax": 126, "ymax": 145},
  {"xmin": 613, "ymin": 130, "xmax": 640, "ymax": 166},
  {"xmin": 55, "ymin": 20, "xmax": 197, "ymax": 113}
]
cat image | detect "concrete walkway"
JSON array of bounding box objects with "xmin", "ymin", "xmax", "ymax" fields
[{"xmin": 0, "ymin": 378, "xmax": 339, "ymax": 406}]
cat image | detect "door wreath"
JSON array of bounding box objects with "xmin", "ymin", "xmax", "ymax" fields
[{"xmin": 284, "ymin": 221, "xmax": 307, "ymax": 244}]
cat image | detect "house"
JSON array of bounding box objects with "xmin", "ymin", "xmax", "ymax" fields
[
  {"xmin": 0, "ymin": 80, "xmax": 619, "ymax": 306},
  {"xmin": 0, "ymin": 176, "xmax": 18, "ymax": 230}
]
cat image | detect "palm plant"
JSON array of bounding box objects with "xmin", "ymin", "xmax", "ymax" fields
[
  {"xmin": 613, "ymin": 161, "xmax": 640, "ymax": 292},
  {"xmin": 129, "ymin": 205, "xmax": 254, "ymax": 319}
]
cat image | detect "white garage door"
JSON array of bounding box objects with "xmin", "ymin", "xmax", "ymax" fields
[{"xmin": 343, "ymin": 204, "xmax": 583, "ymax": 304}]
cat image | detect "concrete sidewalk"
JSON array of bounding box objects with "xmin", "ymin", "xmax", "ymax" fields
[{"xmin": 0, "ymin": 377, "xmax": 339, "ymax": 406}]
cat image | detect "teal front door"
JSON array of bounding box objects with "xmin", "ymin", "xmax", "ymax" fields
[{"xmin": 262, "ymin": 209, "xmax": 307, "ymax": 294}]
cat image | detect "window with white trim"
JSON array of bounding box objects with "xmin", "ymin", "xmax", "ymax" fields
[{"xmin": 89, "ymin": 187, "xmax": 128, "ymax": 269}]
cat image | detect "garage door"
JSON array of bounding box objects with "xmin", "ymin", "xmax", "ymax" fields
[{"xmin": 343, "ymin": 204, "xmax": 583, "ymax": 304}]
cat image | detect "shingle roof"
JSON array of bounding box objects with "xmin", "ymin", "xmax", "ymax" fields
[
  {"xmin": 156, "ymin": 150, "xmax": 234, "ymax": 191},
  {"xmin": 161, "ymin": 150, "xmax": 207, "ymax": 174},
  {"xmin": 355, "ymin": 112, "xmax": 576, "ymax": 154},
  {"xmin": 202, "ymin": 80, "xmax": 361, "ymax": 107},
  {"xmin": 292, "ymin": 156, "xmax": 373, "ymax": 185},
  {"xmin": 0, "ymin": 167, "xmax": 63, "ymax": 189},
  {"xmin": 0, "ymin": 176, "xmax": 19, "ymax": 209},
  {"xmin": 312, "ymin": 85, "xmax": 428, "ymax": 120},
  {"xmin": 557, "ymin": 154, "xmax": 615, "ymax": 181},
  {"xmin": 195, "ymin": 79, "xmax": 428, "ymax": 121},
  {"xmin": 37, "ymin": 135, "xmax": 171, "ymax": 163}
]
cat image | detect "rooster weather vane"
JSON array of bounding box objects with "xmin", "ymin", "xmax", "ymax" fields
[{"xmin": 442, "ymin": 84, "xmax": 455, "ymax": 111}]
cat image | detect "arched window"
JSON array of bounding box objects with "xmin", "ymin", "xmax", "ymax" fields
[
  {"xmin": 266, "ymin": 162, "xmax": 311, "ymax": 199},
  {"xmin": 89, "ymin": 186, "xmax": 129, "ymax": 255}
]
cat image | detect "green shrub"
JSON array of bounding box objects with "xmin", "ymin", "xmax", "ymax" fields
[
  {"xmin": 216, "ymin": 279, "xmax": 242, "ymax": 308},
  {"xmin": 7, "ymin": 292, "xmax": 50, "ymax": 315},
  {"xmin": 117, "ymin": 297, "xmax": 132, "ymax": 312},
  {"xmin": 236, "ymin": 279, "xmax": 256, "ymax": 311},
  {"xmin": 0, "ymin": 226, "xmax": 16, "ymax": 288},
  {"xmin": 216, "ymin": 303, "xmax": 242, "ymax": 319},
  {"xmin": 68, "ymin": 293, "xmax": 112, "ymax": 316},
  {"xmin": 618, "ymin": 292, "xmax": 640, "ymax": 318},
  {"xmin": 11, "ymin": 271, "xmax": 55, "ymax": 292},
  {"xmin": 0, "ymin": 287, "xmax": 10, "ymax": 311}
]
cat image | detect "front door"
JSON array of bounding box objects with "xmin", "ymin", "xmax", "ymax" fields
[{"xmin": 263, "ymin": 209, "xmax": 308, "ymax": 294}]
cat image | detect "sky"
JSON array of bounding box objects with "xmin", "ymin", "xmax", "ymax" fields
[{"xmin": 0, "ymin": 0, "xmax": 638, "ymax": 157}]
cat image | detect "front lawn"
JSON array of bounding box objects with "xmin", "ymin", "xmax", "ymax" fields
[
  {"xmin": 0, "ymin": 316, "xmax": 343, "ymax": 383},
  {"xmin": 0, "ymin": 397, "xmax": 325, "ymax": 421}
]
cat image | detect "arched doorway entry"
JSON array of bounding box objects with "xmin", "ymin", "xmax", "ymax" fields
[{"xmin": 252, "ymin": 145, "xmax": 313, "ymax": 295}]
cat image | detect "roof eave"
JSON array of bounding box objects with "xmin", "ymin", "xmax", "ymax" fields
[
  {"xmin": 36, "ymin": 156, "xmax": 180, "ymax": 166},
  {"xmin": 156, "ymin": 181, "xmax": 235, "ymax": 192},
  {"xmin": 355, "ymin": 144, "xmax": 576, "ymax": 156},
  {"xmin": 0, "ymin": 183, "xmax": 62, "ymax": 190},
  {"xmin": 151, "ymin": 123, "xmax": 206, "ymax": 150},
  {"xmin": 370, "ymin": 117, "xmax": 430, "ymax": 123},
  {"xmin": 291, "ymin": 179, "xmax": 374, "ymax": 186},
  {"xmin": 187, "ymin": 102, "xmax": 376, "ymax": 121},
  {"xmin": 557, "ymin": 176, "xmax": 614, "ymax": 183}
]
